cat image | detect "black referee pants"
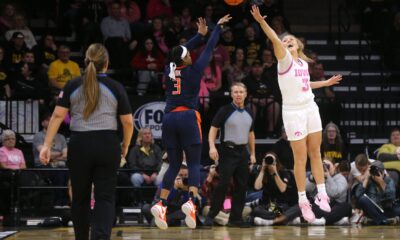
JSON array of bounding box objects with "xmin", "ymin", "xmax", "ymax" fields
[
  {"xmin": 67, "ymin": 131, "xmax": 120, "ymax": 240},
  {"xmin": 208, "ymin": 145, "xmax": 249, "ymax": 223}
]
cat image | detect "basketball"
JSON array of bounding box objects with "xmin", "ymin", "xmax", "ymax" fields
[{"xmin": 224, "ymin": 0, "xmax": 244, "ymax": 6}]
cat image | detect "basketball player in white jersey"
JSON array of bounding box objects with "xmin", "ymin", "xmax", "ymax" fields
[{"xmin": 251, "ymin": 5, "xmax": 343, "ymax": 223}]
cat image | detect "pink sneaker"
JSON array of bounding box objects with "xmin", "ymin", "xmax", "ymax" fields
[
  {"xmin": 181, "ymin": 199, "xmax": 196, "ymax": 229},
  {"xmin": 315, "ymin": 193, "xmax": 331, "ymax": 212},
  {"xmin": 299, "ymin": 201, "xmax": 315, "ymax": 223},
  {"xmin": 151, "ymin": 201, "xmax": 168, "ymax": 230}
]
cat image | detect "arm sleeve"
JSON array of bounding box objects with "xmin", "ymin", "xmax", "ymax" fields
[
  {"xmin": 184, "ymin": 33, "xmax": 204, "ymax": 50},
  {"xmin": 211, "ymin": 106, "xmax": 228, "ymax": 128},
  {"xmin": 127, "ymin": 147, "xmax": 138, "ymax": 169},
  {"xmin": 193, "ymin": 25, "xmax": 222, "ymax": 72},
  {"xmin": 277, "ymin": 49, "xmax": 293, "ymax": 74},
  {"xmin": 100, "ymin": 19, "xmax": 110, "ymax": 38},
  {"xmin": 47, "ymin": 62, "xmax": 58, "ymax": 79},
  {"xmin": 377, "ymin": 153, "xmax": 399, "ymax": 162},
  {"xmin": 117, "ymin": 83, "xmax": 132, "ymax": 115},
  {"xmin": 60, "ymin": 135, "xmax": 68, "ymax": 150},
  {"xmin": 0, "ymin": 150, "xmax": 6, "ymax": 164},
  {"xmin": 382, "ymin": 178, "xmax": 396, "ymax": 200},
  {"xmin": 246, "ymin": 109, "xmax": 255, "ymax": 131},
  {"xmin": 56, "ymin": 80, "xmax": 73, "ymax": 108},
  {"xmin": 350, "ymin": 163, "xmax": 361, "ymax": 178},
  {"xmin": 19, "ymin": 150, "xmax": 26, "ymax": 168},
  {"xmin": 326, "ymin": 175, "xmax": 348, "ymax": 200}
]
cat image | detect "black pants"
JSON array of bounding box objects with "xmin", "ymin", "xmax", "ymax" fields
[
  {"xmin": 207, "ymin": 145, "xmax": 249, "ymax": 222},
  {"xmin": 68, "ymin": 131, "xmax": 120, "ymax": 240}
]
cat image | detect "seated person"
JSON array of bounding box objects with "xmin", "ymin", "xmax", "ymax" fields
[
  {"xmin": 377, "ymin": 127, "xmax": 400, "ymax": 162},
  {"xmin": 353, "ymin": 161, "xmax": 400, "ymax": 225},
  {"xmin": 349, "ymin": 153, "xmax": 375, "ymax": 186},
  {"xmin": 321, "ymin": 122, "xmax": 347, "ymax": 163},
  {"xmin": 32, "ymin": 113, "xmax": 69, "ymax": 206},
  {"xmin": 201, "ymin": 164, "xmax": 252, "ymax": 226},
  {"xmin": 251, "ymin": 152, "xmax": 297, "ymax": 225},
  {"xmin": 0, "ymin": 129, "xmax": 26, "ymax": 169},
  {"xmin": 142, "ymin": 165, "xmax": 190, "ymax": 227},
  {"xmin": 32, "ymin": 113, "xmax": 67, "ymax": 168},
  {"xmin": 0, "ymin": 129, "xmax": 26, "ymax": 225},
  {"xmin": 254, "ymin": 160, "xmax": 352, "ymax": 225},
  {"xmin": 271, "ymin": 127, "xmax": 294, "ymax": 170},
  {"xmin": 127, "ymin": 127, "xmax": 162, "ymax": 187}
]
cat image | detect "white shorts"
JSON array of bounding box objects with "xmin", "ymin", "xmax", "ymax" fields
[{"xmin": 282, "ymin": 102, "xmax": 322, "ymax": 141}]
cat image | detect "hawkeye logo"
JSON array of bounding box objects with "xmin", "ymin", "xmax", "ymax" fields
[{"xmin": 134, "ymin": 101, "xmax": 166, "ymax": 139}]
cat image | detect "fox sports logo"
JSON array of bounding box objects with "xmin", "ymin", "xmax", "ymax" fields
[{"xmin": 134, "ymin": 101, "xmax": 166, "ymax": 139}]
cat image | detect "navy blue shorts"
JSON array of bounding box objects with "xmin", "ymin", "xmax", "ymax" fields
[{"xmin": 162, "ymin": 108, "xmax": 202, "ymax": 149}]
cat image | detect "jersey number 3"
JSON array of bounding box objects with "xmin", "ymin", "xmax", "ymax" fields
[
  {"xmin": 172, "ymin": 77, "xmax": 181, "ymax": 95},
  {"xmin": 302, "ymin": 78, "xmax": 310, "ymax": 91}
]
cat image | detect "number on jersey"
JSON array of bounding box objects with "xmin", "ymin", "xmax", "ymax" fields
[{"xmin": 172, "ymin": 77, "xmax": 181, "ymax": 95}]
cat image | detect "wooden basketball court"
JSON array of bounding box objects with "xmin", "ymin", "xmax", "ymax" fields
[{"xmin": 2, "ymin": 225, "xmax": 400, "ymax": 239}]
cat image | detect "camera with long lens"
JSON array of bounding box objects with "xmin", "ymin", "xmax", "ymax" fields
[
  {"xmin": 263, "ymin": 154, "xmax": 276, "ymax": 165},
  {"xmin": 370, "ymin": 165, "xmax": 382, "ymax": 177}
]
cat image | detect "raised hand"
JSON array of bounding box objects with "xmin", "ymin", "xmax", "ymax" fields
[
  {"xmin": 217, "ymin": 14, "xmax": 232, "ymax": 26},
  {"xmin": 250, "ymin": 5, "xmax": 266, "ymax": 23},
  {"xmin": 196, "ymin": 17, "xmax": 208, "ymax": 36},
  {"xmin": 326, "ymin": 74, "xmax": 343, "ymax": 86}
]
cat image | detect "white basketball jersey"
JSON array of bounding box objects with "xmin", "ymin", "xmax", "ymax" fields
[{"xmin": 277, "ymin": 49, "xmax": 314, "ymax": 108}]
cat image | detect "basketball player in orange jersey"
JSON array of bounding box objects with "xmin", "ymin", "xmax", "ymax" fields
[{"xmin": 251, "ymin": 5, "xmax": 343, "ymax": 222}]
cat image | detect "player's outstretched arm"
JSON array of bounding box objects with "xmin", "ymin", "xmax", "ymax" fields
[
  {"xmin": 184, "ymin": 17, "xmax": 208, "ymax": 50},
  {"xmin": 250, "ymin": 5, "xmax": 285, "ymax": 60},
  {"xmin": 310, "ymin": 74, "xmax": 343, "ymax": 89}
]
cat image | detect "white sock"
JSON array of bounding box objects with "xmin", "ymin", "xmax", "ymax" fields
[
  {"xmin": 298, "ymin": 191, "xmax": 308, "ymax": 203},
  {"xmin": 317, "ymin": 184, "xmax": 327, "ymax": 195}
]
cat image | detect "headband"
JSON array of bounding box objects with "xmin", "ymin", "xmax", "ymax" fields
[{"xmin": 169, "ymin": 46, "xmax": 188, "ymax": 80}]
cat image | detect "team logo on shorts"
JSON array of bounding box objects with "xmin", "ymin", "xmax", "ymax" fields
[
  {"xmin": 134, "ymin": 101, "xmax": 166, "ymax": 139},
  {"xmin": 294, "ymin": 131, "xmax": 302, "ymax": 137}
]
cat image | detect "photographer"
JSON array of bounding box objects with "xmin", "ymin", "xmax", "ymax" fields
[
  {"xmin": 354, "ymin": 161, "xmax": 400, "ymax": 225},
  {"xmin": 142, "ymin": 165, "xmax": 190, "ymax": 227},
  {"xmin": 254, "ymin": 160, "xmax": 352, "ymax": 226},
  {"xmin": 252, "ymin": 152, "xmax": 298, "ymax": 224},
  {"xmin": 305, "ymin": 160, "xmax": 352, "ymax": 224}
]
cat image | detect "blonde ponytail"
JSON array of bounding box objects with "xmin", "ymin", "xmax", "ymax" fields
[
  {"xmin": 296, "ymin": 38, "xmax": 313, "ymax": 63},
  {"xmin": 82, "ymin": 44, "xmax": 109, "ymax": 120}
]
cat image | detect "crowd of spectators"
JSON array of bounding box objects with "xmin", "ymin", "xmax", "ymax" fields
[{"xmin": 1, "ymin": 0, "xmax": 400, "ymax": 227}]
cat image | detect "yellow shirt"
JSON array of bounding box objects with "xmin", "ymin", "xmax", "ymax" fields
[
  {"xmin": 378, "ymin": 143, "xmax": 397, "ymax": 155},
  {"xmin": 48, "ymin": 59, "xmax": 81, "ymax": 89}
]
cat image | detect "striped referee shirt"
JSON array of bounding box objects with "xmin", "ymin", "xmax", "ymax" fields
[{"xmin": 57, "ymin": 74, "xmax": 132, "ymax": 131}]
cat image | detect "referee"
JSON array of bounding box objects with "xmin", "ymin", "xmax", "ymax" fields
[
  {"xmin": 40, "ymin": 43, "xmax": 133, "ymax": 240},
  {"xmin": 205, "ymin": 82, "xmax": 256, "ymax": 227}
]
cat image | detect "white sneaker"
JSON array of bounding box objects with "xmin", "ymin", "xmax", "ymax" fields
[
  {"xmin": 310, "ymin": 217, "xmax": 326, "ymax": 225},
  {"xmin": 151, "ymin": 202, "xmax": 168, "ymax": 230},
  {"xmin": 288, "ymin": 217, "xmax": 301, "ymax": 225},
  {"xmin": 350, "ymin": 211, "xmax": 364, "ymax": 225},
  {"xmin": 254, "ymin": 217, "xmax": 273, "ymax": 226},
  {"xmin": 334, "ymin": 217, "xmax": 349, "ymax": 225},
  {"xmin": 181, "ymin": 200, "xmax": 196, "ymax": 229}
]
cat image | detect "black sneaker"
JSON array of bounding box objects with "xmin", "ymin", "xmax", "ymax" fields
[
  {"xmin": 202, "ymin": 217, "xmax": 214, "ymax": 227},
  {"xmin": 227, "ymin": 221, "xmax": 251, "ymax": 228}
]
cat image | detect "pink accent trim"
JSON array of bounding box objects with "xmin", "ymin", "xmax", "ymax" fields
[{"xmin": 278, "ymin": 60, "xmax": 293, "ymax": 75}]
